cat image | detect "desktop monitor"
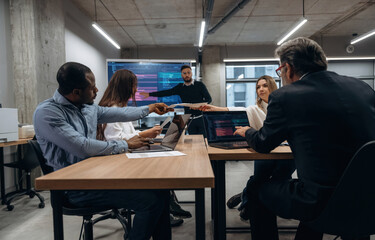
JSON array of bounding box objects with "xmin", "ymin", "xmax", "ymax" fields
[{"xmin": 107, "ymin": 59, "xmax": 195, "ymax": 107}]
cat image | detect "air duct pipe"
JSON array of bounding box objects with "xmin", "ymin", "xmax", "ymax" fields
[{"xmin": 208, "ymin": 0, "xmax": 252, "ymax": 34}]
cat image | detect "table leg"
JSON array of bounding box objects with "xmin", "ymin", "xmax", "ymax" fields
[
  {"xmin": 213, "ymin": 161, "xmax": 226, "ymax": 240},
  {"xmin": 1, "ymin": 147, "xmax": 5, "ymax": 205},
  {"xmin": 51, "ymin": 190, "xmax": 64, "ymax": 240},
  {"xmin": 210, "ymin": 160, "xmax": 216, "ymax": 220},
  {"xmin": 195, "ymin": 188, "xmax": 205, "ymax": 240}
]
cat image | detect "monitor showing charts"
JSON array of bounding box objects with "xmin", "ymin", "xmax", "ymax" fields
[{"xmin": 107, "ymin": 59, "xmax": 195, "ymax": 107}]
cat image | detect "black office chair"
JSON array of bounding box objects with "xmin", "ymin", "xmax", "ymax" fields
[
  {"xmin": 2, "ymin": 142, "xmax": 45, "ymax": 211},
  {"xmin": 306, "ymin": 140, "xmax": 375, "ymax": 240},
  {"xmin": 29, "ymin": 140, "xmax": 132, "ymax": 240}
]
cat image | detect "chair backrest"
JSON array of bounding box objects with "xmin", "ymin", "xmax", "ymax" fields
[
  {"xmin": 18, "ymin": 142, "xmax": 41, "ymax": 170},
  {"xmin": 28, "ymin": 140, "xmax": 54, "ymax": 175},
  {"xmin": 307, "ymin": 140, "xmax": 375, "ymax": 238}
]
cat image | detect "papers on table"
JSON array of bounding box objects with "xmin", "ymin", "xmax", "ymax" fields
[
  {"xmin": 169, "ymin": 102, "xmax": 207, "ymax": 108},
  {"xmin": 126, "ymin": 151, "xmax": 186, "ymax": 159}
]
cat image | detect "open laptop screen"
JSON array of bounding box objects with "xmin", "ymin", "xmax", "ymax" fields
[
  {"xmin": 161, "ymin": 114, "xmax": 191, "ymax": 149},
  {"xmin": 203, "ymin": 111, "xmax": 249, "ymax": 143}
]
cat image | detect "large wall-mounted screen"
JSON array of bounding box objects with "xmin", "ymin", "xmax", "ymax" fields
[{"xmin": 107, "ymin": 59, "xmax": 195, "ymax": 107}]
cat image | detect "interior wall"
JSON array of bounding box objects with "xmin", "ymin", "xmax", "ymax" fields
[
  {"xmin": 315, "ymin": 35, "xmax": 375, "ymax": 57},
  {"xmin": 0, "ymin": 0, "xmax": 14, "ymax": 108},
  {"xmin": 0, "ymin": 0, "xmax": 17, "ymax": 195},
  {"xmin": 64, "ymin": 0, "xmax": 121, "ymax": 103}
]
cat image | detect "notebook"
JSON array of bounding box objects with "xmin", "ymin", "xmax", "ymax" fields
[
  {"xmin": 128, "ymin": 114, "xmax": 191, "ymax": 153},
  {"xmin": 202, "ymin": 111, "xmax": 251, "ymax": 149}
]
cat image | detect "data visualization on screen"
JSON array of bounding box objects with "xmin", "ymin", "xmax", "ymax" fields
[{"xmin": 107, "ymin": 60, "xmax": 193, "ymax": 106}]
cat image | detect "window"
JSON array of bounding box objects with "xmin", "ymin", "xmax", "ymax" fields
[
  {"xmin": 327, "ymin": 60, "xmax": 375, "ymax": 89},
  {"xmin": 225, "ymin": 62, "xmax": 281, "ymax": 107},
  {"xmin": 226, "ymin": 59, "xmax": 375, "ymax": 108}
]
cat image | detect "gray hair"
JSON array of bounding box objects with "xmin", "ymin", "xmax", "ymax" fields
[{"xmin": 275, "ymin": 37, "xmax": 328, "ymax": 76}]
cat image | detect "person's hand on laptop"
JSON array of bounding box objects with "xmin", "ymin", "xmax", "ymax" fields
[
  {"xmin": 233, "ymin": 126, "xmax": 251, "ymax": 137},
  {"xmin": 126, "ymin": 136, "xmax": 150, "ymax": 149},
  {"xmin": 148, "ymin": 103, "xmax": 174, "ymax": 115}
]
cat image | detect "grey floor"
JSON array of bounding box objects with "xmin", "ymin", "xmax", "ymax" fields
[{"xmin": 1, "ymin": 161, "xmax": 373, "ymax": 240}]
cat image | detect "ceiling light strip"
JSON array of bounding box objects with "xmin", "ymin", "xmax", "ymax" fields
[
  {"xmin": 224, "ymin": 58, "xmax": 279, "ymax": 62},
  {"xmin": 277, "ymin": 18, "xmax": 308, "ymax": 46},
  {"xmin": 350, "ymin": 29, "xmax": 375, "ymax": 44},
  {"xmin": 107, "ymin": 59, "xmax": 196, "ymax": 63},
  {"xmin": 223, "ymin": 57, "xmax": 375, "ymax": 62},
  {"xmin": 327, "ymin": 57, "xmax": 375, "ymax": 61},
  {"xmin": 198, "ymin": 21, "xmax": 206, "ymax": 48},
  {"xmin": 92, "ymin": 23, "xmax": 120, "ymax": 49}
]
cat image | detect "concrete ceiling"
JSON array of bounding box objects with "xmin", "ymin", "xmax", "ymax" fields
[{"xmin": 69, "ymin": 0, "xmax": 375, "ymax": 48}]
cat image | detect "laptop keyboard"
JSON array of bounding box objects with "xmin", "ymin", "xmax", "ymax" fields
[
  {"xmin": 209, "ymin": 141, "xmax": 250, "ymax": 149},
  {"xmin": 220, "ymin": 141, "xmax": 249, "ymax": 146}
]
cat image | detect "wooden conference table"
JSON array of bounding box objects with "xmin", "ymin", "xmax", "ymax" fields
[
  {"xmin": 35, "ymin": 135, "xmax": 215, "ymax": 240},
  {"xmin": 0, "ymin": 138, "xmax": 32, "ymax": 204},
  {"xmin": 207, "ymin": 145, "xmax": 294, "ymax": 240}
]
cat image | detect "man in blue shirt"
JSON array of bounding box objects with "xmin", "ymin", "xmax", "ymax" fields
[{"xmin": 34, "ymin": 62, "xmax": 173, "ymax": 240}]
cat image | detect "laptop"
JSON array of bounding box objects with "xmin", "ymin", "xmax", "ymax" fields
[
  {"xmin": 202, "ymin": 111, "xmax": 251, "ymax": 149},
  {"xmin": 129, "ymin": 114, "xmax": 191, "ymax": 153}
]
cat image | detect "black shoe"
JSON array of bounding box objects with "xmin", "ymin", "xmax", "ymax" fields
[
  {"xmin": 170, "ymin": 214, "xmax": 183, "ymax": 227},
  {"xmin": 239, "ymin": 208, "xmax": 249, "ymax": 221},
  {"xmin": 170, "ymin": 200, "xmax": 192, "ymax": 218},
  {"xmin": 170, "ymin": 190, "xmax": 192, "ymax": 218},
  {"xmin": 227, "ymin": 193, "xmax": 242, "ymax": 209}
]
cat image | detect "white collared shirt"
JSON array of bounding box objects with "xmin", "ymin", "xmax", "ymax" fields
[{"xmin": 300, "ymin": 72, "xmax": 310, "ymax": 80}]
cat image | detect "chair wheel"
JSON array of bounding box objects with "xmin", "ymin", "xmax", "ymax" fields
[
  {"xmin": 39, "ymin": 202, "xmax": 45, "ymax": 208},
  {"xmin": 7, "ymin": 205, "xmax": 14, "ymax": 211}
]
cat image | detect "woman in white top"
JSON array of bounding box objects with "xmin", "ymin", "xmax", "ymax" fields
[
  {"xmin": 199, "ymin": 75, "xmax": 295, "ymax": 219},
  {"xmin": 97, "ymin": 69, "xmax": 161, "ymax": 141},
  {"xmin": 97, "ymin": 69, "xmax": 187, "ymax": 227},
  {"xmin": 199, "ymin": 75, "xmax": 277, "ymax": 130}
]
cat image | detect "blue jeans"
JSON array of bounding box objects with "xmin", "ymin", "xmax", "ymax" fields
[{"xmin": 66, "ymin": 189, "xmax": 171, "ymax": 240}]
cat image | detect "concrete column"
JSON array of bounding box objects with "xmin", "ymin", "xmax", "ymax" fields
[
  {"xmin": 34, "ymin": 0, "xmax": 65, "ymax": 103},
  {"xmin": 201, "ymin": 46, "xmax": 225, "ymax": 107},
  {"xmin": 10, "ymin": 0, "xmax": 38, "ymax": 124},
  {"xmin": 9, "ymin": 0, "xmax": 64, "ymax": 124}
]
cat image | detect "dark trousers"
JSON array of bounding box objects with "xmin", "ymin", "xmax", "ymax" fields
[
  {"xmin": 245, "ymin": 184, "xmax": 326, "ymax": 240},
  {"xmin": 67, "ymin": 189, "xmax": 171, "ymax": 240},
  {"xmin": 239, "ymin": 159, "xmax": 296, "ymax": 240},
  {"xmin": 239, "ymin": 159, "xmax": 295, "ymax": 210}
]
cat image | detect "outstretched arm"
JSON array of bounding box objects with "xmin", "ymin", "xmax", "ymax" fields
[{"xmin": 139, "ymin": 92, "xmax": 150, "ymax": 99}]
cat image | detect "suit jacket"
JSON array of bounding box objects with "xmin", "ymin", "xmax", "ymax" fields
[{"xmin": 245, "ymin": 71, "xmax": 375, "ymax": 221}]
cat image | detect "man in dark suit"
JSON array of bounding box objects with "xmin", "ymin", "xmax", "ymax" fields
[{"xmin": 234, "ymin": 37, "xmax": 375, "ymax": 240}]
